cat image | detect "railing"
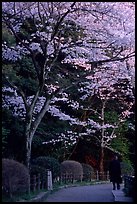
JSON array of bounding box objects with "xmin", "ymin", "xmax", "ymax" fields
[
  {"xmin": 30, "ymin": 170, "xmax": 53, "ymax": 192},
  {"xmin": 30, "ymin": 173, "xmax": 47, "ymax": 192},
  {"xmin": 30, "ymin": 171, "xmax": 110, "ymax": 192},
  {"xmin": 54, "ymin": 171, "xmax": 110, "ymax": 185}
]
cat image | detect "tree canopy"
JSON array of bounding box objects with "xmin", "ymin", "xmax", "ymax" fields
[{"xmin": 2, "ymin": 2, "xmax": 135, "ymax": 170}]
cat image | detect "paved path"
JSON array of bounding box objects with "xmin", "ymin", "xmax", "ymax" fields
[{"xmin": 45, "ymin": 183, "xmax": 115, "ymax": 202}]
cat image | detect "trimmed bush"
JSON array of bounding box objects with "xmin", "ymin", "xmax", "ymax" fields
[
  {"xmin": 81, "ymin": 163, "xmax": 94, "ymax": 181},
  {"xmin": 32, "ymin": 156, "xmax": 60, "ymax": 180},
  {"xmin": 61, "ymin": 160, "xmax": 83, "ymax": 180},
  {"xmin": 30, "ymin": 164, "xmax": 47, "ymax": 180},
  {"xmin": 2, "ymin": 158, "xmax": 30, "ymax": 198}
]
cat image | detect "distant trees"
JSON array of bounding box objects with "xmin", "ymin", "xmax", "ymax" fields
[{"xmin": 77, "ymin": 64, "xmax": 134, "ymax": 174}]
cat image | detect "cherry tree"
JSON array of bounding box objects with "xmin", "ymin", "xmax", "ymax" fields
[
  {"xmin": 2, "ymin": 2, "xmax": 135, "ymax": 169},
  {"xmin": 77, "ymin": 61, "xmax": 134, "ymax": 175}
]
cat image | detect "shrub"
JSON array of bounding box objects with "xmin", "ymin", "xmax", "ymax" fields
[
  {"xmin": 121, "ymin": 161, "xmax": 134, "ymax": 176},
  {"xmin": 61, "ymin": 160, "xmax": 83, "ymax": 181},
  {"xmin": 2, "ymin": 158, "xmax": 30, "ymax": 198},
  {"xmin": 81, "ymin": 163, "xmax": 94, "ymax": 181},
  {"xmin": 30, "ymin": 164, "xmax": 47, "ymax": 179},
  {"xmin": 32, "ymin": 156, "xmax": 60, "ymax": 180}
]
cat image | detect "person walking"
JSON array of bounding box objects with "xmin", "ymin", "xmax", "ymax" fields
[{"xmin": 109, "ymin": 154, "xmax": 122, "ymax": 190}]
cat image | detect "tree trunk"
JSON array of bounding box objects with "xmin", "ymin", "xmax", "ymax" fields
[
  {"xmin": 24, "ymin": 108, "xmax": 34, "ymax": 170},
  {"xmin": 26, "ymin": 136, "xmax": 32, "ymax": 170},
  {"xmin": 99, "ymin": 100, "xmax": 106, "ymax": 180},
  {"xmin": 99, "ymin": 145, "xmax": 104, "ymax": 180},
  {"xmin": 24, "ymin": 98, "xmax": 51, "ymax": 170}
]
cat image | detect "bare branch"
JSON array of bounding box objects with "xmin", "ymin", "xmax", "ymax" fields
[
  {"xmin": 30, "ymin": 97, "xmax": 51, "ymax": 139},
  {"xmin": 51, "ymin": 2, "xmax": 76, "ymax": 40},
  {"xmin": 87, "ymin": 51, "xmax": 135, "ymax": 66}
]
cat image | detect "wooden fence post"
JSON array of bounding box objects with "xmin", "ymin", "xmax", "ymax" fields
[
  {"xmin": 41, "ymin": 176, "xmax": 45, "ymax": 190},
  {"xmin": 90, "ymin": 172, "xmax": 92, "ymax": 181},
  {"xmin": 37, "ymin": 173, "xmax": 41, "ymax": 191},
  {"xmin": 60, "ymin": 175, "xmax": 62, "ymax": 185},
  {"xmin": 28, "ymin": 175, "xmax": 30, "ymax": 195},
  {"xmin": 96, "ymin": 171, "xmax": 99, "ymax": 180},
  {"xmin": 64, "ymin": 173, "xmax": 66, "ymax": 184},
  {"xmin": 32, "ymin": 175, "xmax": 36, "ymax": 192},
  {"xmin": 107, "ymin": 171, "xmax": 109, "ymax": 180}
]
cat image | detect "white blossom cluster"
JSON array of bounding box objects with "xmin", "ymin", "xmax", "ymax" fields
[
  {"xmin": 2, "ymin": 2, "xmax": 135, "ymax": 150},
  {"xmin": 2, "ymin": 46, "xmax": 22, "ymax": 62},
  {"xmin": 2, "ymin": 2, "xmax": 135, "ymax": 69},
  {"xmin": 2, "ymin": 87, "xmax": 83, "ymax": 126},
  {"xmin": 45, "ymin": 84, "xmax": 59, "ymax": 95},
  {"xmin": 79, "ymin": 61, "xmax": 134, "ymax": 101},
  {"xmin": 121, "ymin": 109, "xmax": 134, "ymax": 118},
  {"xmin": 87, "ymin": 119, "xmax": 116, "ymax": 130},
  {"xmin": 29, "ymin": 42, "xmax": 43, "ymax": 53},
  {"xmin": 2, "ymin": 87, "xmax": 26, "ymax": 118},
  {"xmin": 42, "ymin": 131, "xmax": 79, "ymax": 147}
]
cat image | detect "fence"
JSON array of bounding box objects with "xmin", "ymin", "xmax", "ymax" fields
[
  {"xmin": 30, "ymin": 171, "xmax": 110, "ymax": 192},
  {"xmin": 55, "ymin": 171, "xmax": 110, "ymax": 185},
  {"xmin": 30, "ymin": 170, "xmax": 53, "ymax": 192}
]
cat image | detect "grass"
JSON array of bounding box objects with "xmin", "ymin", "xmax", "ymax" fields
[{"xmin": 2, "ymin": 189, "xmax": 48, "ymax": 202}]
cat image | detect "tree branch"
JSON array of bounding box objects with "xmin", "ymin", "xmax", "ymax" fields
[
  {"xmin": 87, "ymin": 51, "xmax": 135, "ymax": 66},
  {"xmin": 30, "ymin": 97, "xmax": 51, "ymax": 140},
  {"xmin": 51, "ymin": 2, "xmax": 76, "ymax": 40},
  {"xmin": 105, "ymin": 145, "xmax": 121, "ymax": 155},
  {"xmin": 2, "ymin": 74, "xmax": 28, "ymax": 111}
]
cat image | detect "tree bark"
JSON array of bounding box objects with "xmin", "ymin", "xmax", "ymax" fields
[
  {"xmin": 99, "ymin": 145, "xmax": 104, "ymax": 180},
  {"xmin": 24, "ymin": 111, "xmax": 33, "ymax": 170},
  {"xmin": 26, "ymin": 136, "xmax": 32, "ymax": 170},
  {"xmin": 99, "ymin": 100, "xmax": 106, "ymax": 179},
  {"xmin": 24, "ymin": 97, "xmax": 51, "ymax": 170}
]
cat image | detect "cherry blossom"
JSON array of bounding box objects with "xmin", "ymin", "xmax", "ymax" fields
[{"xmin": 2, "ymin": 2, "xmax": 135, "ymax": 169}]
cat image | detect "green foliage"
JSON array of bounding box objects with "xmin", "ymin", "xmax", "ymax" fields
[
  {"xmin": 2, "ymin": 109, "xmax": 12, "ymax": 155},
  {"xmin": 2, "ymin": 8, "xmax": 135, "ymax": 176},
  {"xmin": 61, "ymin": 160, "xmax": 83, "ymax": 180},
  {"xmin": 3, "ymin": 56, "xmax": 38, "ymax": 96},
  {"xmin": 2, "ymin": 125, "xmax": 9, "ymax": 154},
  {"xmin": 111, "ymin": 122, "xmax": 131, "ymax": 158},
  {"xmin": 31, "ymin": 114, "xmax": 75, "ymax": 161},
  {"xmin": 111, "ymin": 136, "xmax": 130, "ymax": 157},
  {"xmin": 81, "ymin": 163, "xmax": 94, "ymax": 181},
  {"xmin": 116, "ymin": 121, "xmax": 129, "ymax": 134},
  {"xmin": 121, "ymin": 161, "xmax": 134, "ymax": 176},
  {"xmin": 60, "ymin": 19, "xmax": 85, "ymax": 42},
  {"xmin": 32, "ymin": 156, "xmax": 60, "ymax": 180},
  {"xmin": 104, "ymin": 111, "xmax": 119, "ymax": 124},
  {"xmin": 110, "ymin": 128, "xmax": 134, "ymax": 175},
  {"xmin": 2, "ymin": 108, "xmax": 25, "ymax": 161},
  {"xmin": 30, "ymin": 164, "xmax": 47, "ymax": 181},
  {"xmin": 2, "ymin": 22, "xmax": 16, "ymax": 46},
  {"xmin": 2, "ymin": 158, "xmax": 30, "ymax": 198}
]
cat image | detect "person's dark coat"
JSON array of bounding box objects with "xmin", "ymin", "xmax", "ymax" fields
[{"xmin": 109, "ymin": 158, "xmax": 121, "ymax": 183}]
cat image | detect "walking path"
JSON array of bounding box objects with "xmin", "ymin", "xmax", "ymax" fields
[
  {"xmin": 45, "ymin": 183, "xmax": 114, "ymax": 202},
  {"xmin": 24, "ymin": 182, "xmax": 133, "ymax": 202},
  {"xmin": 112, "ymin": 184, "xmax": 133, "ymax": 202},
  {"xmin": 44, "ymin": 183, "xmax": 133, "ymax": 202}
]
